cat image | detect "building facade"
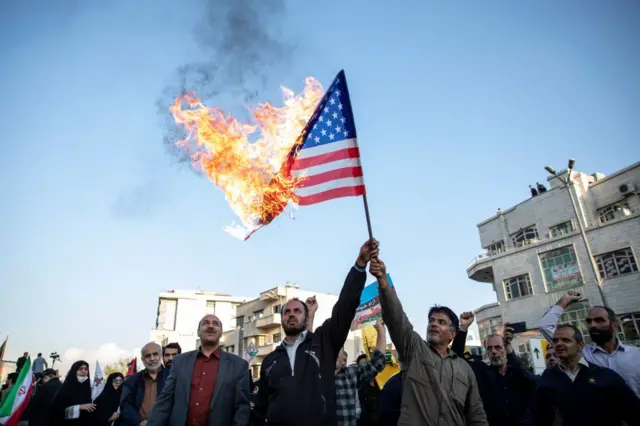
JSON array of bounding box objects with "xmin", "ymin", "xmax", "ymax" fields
[
  {"xmin": 149, "ymin": 290, "xmax": 251, "ymax": 352},
  {"xmin": 222, "ymin": 285, "xmax": 363, "ymax": 379},
  {"xmin": 467, "ymin": 161, "xmax": 640, "ymax": 359}
]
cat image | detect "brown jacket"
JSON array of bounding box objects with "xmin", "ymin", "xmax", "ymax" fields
[{"xmin": 380, "ymin": 285, "xmax": 488, "ymax": 426}]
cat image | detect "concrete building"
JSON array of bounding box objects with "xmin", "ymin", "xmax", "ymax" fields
[
  {"xmin": 222, "ymin": 285, "xmax": 363, "ymax": 379},
  {"xmin": 467, "ymin": 161, "xmax": 640, "ymax": 370},
  {"xmin": 149, "ymin": 290, "xmax": 251, "ymax": 352}
]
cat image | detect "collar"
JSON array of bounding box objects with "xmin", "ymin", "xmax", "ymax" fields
[
  {"xmin": 591, "ymin": 340, "xmax": 627, "ymax": 354},
  {"xmin": 558, "ymin": 356, "xmax": 589, "ymax": 373},
  {"xmin": 197, "ymin": 346, "xmax": 222, "ymax": 359},
  {"xmin": 283, "ymin": 330, "xmax": 308, "ymax": 347},
  {"xmin": 428, "ymin": 341, "xmax": 457, "ymax": 358}
]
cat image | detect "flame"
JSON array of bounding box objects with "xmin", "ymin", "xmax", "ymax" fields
[{"xmin": 170, "ymin": 77, "xmax": 325, "ymax": 238}]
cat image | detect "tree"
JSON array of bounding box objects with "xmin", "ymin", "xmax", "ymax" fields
[{"xmin": 103, "ymin": 357, "xmax": 131, "ymax": 377}]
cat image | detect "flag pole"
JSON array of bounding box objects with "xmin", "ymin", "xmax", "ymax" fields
[{"xmin": 362, "ymin": 194, "xmax": 373, "ymax": 241}]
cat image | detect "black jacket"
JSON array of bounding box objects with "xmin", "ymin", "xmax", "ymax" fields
[
  {"xmin": 533, "ymin": 361, "xmax": 640, "ymax": 426},
  {"xmin": 120, "ymin": 368, "xmax": 170, "ymax": 426},
  {"xmin": 252, "ymin": 265, "xmax": 366, "ymax": 426},
  {"xmin": 452, "ymin": 330, "xmax": 536, "ymax": 426},
  {"xmin": 27, "ymin": 377, "xmax": 63, "ymax": 426}
]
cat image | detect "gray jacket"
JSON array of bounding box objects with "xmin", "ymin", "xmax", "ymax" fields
[
  {"xmin": 147, "ymin": 349, "xmax": 250, "ymax": 426},
  {"xmin": 379, "ymin": 285, "xmax": 488, "ymax": 426}
]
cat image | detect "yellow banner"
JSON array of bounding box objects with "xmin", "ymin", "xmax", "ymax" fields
[{"xmin": 360, "ymin": 325, "xmax": 399, "ymax": 389}]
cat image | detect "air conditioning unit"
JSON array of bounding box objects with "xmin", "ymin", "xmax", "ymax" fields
[{"xmin": 619, "ymin": 183, "xmax": 636, "ymax": 197}]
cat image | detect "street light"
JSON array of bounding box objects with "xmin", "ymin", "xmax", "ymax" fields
[{"xmin": 545, "ymin": 159, "xmax": 608, "ymax": 307}]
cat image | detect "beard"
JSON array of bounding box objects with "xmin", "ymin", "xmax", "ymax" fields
[
  {"xmin": 489, "ymin": 356, "xmax": 506, "ymax": 367},
  {"xmin": 589, "ymin": 327, "xmax": 614, "ymax": 345},
  {"xmin": 283, "ymin": 322, "xmax": 306, "ymax": 336}
]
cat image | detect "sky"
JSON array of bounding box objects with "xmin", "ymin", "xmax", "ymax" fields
[{"xmin": 1, "ymin": 0, "xmax": 639, "ymax": 368}]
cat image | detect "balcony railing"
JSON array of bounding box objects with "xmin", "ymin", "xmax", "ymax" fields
[
  {"xmin": 255, "ymin": 313, "xmax": 281, "ymax": 328},
  {"xmin": 257, "ymin": 342, "xmax": 279, "ymax": 356}
]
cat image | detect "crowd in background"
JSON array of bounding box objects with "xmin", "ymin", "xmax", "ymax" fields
[{"xmin": 2, "ymin": 240, "xmax": 640, "ymax": 426}]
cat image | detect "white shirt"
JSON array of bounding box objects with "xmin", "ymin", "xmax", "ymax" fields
[
  {"xmin": 558, "ymin": 356, "xmax": 589, "ymax": 382},
  {"xmin": 540, "ymin": 305, "xmax": 640, "ymax": 397},
  {"xmin": 282, "ymin": 330, "xmax": 308, "ymax": 373}
]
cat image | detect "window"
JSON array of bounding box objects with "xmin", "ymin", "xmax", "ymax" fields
[
  {"xmin": 539, "ymin": 246, "xmax": 583, "ymax": 291},
  {"xmin": 596, "ymin": 248, "xmax": 638, "ymax": 279},
  {"xmin": 273, "ymin": 332, "xmax": 282, "ymax": 343},
  {"xmin": 559, "ymin": 302, "xmax": 592, "ymax": 344},
  {"xmin": 477, "ymin": 316, "xmax": 503, "ymax": 343},
  {"xmin": 253, "ymin": 309, "xmax": 264, "ymax": 319},
  {"xmin": 549, "ymin": 221, "xmax": 574, "ymax": 238},
  {"xmin": 225, "ymin": 345, "xmax": 236, "ymax": 353},
  {"xmin": 157, "ymin": 298, "xmax": 177, "ymax": 331},
  {"xmin": 503, "ymin": 274, "xmax": 533, "ymax": 300},
  {"xmin": 251, "ymin": 365, "xmax": 260, "ymax": 379},
  {"xmin": 236, "ymin": 316, "xmax": 244, "ymax": 327},
  {"xmin": 511, "ymin": 226, "xmax": 539, "ymax": 247},
  {"xmin": 597, "ymin": 201, "xmax": 631, "ymax": 224},
  {"xmin": 206, "ymin": 301, "xmax": 216, "ymax": 314},
  {"xmin": 273, "ymin": 304, "xmax": 282, "ymax": 314},
  {"xmin": 619, "ymin": 313, "xmax": 640, "ymax": 345},
  {"xmin": 486, "ymin": 241, "xmax": 505, "ymax": 256}
]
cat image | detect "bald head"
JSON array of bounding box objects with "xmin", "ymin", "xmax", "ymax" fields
[{"xmin": 141, "ymin": 342, "xmax": 162, "ymax": 372}]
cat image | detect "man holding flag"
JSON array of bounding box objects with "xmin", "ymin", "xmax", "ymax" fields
[{"xmin": 0, "ymin": 357, "xmax": 34, "ymax": 426}]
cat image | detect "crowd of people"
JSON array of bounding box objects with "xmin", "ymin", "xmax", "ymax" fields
[{"xmin": 3, "ymin": 239, "xmax": 640, "ymax": 425}]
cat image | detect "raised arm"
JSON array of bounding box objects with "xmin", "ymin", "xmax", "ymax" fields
[
  {"xmin": 453, "ymin": 312, "xmax": 475, "ymax": 358},
  {"xmin": 306, "ymin": 296, "xmax": 317, "ymax": 332},
  {"xmin": 317, "ymin": 239, "xmax": 378, "ymax": 358},
  {"xmin": 356, "ymin": 321, "xmax": 388, "ymax": 386},
  {"xmin": 539, "ymin": 291, "xmax": 581, "ymax": 342},
  {"xmin": 372, "ymin": 258, "xmax": 423, "ymax": 365}
]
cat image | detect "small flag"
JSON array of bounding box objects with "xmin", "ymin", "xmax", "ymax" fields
[
  {"xmin": 245, "ymin": 70, "xmax": 365, "ymax": 239},
  {"xmin": 0, "ymin": 337, "xmax": 7, "ymax": 378},
  {"xmin": 126, "ymin": 358, "xmax": 137, "ymax": 377},
  {"xmin": 0, "ymin": 357, "xmax": 34, "ymax": 425},
  {"xmin": 91, "ymin": 361, "xmax": 105, "ymax": 401}
]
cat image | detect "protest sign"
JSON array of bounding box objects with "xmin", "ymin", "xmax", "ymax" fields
[{"xmin": 350, "ymin": 274, "xmax": 394, "ymax": 330}]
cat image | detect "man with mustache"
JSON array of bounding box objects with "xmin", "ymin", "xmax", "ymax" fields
[
  {"xmin": 451, "ymin": 313, "xmax": 536, "ymax": 426},
  {"xmin": 533, "ymin": 324, "xmax": 640, "ymax": 425},
  {"xmin": 147, "ymin": 314, "xmax": 250, "ymax": 426},
  {"xmin": 539, "ymin": 290, "xmax": 640, "ymax": 398},
  {"xmin": 371, "ymin": 257, "xmax": 487, "ymax": 426},
  {"xmin": 252, "ymin": 239, "xmax": 379, "ymax": 426},
  {"xmin": 121, "ymin": 342, "xmax": 170, "ymax": 426}
]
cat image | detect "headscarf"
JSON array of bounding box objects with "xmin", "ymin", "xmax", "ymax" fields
[
  {"xmin": 90, "ymin": 372, "xmax": 124, "ymax": 426},
  {"xmin": 53, "ymin": 360, "xmax": 92, "ymax": 425}
]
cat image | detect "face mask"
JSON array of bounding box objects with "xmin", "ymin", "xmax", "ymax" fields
[{"xmin": 76, "ymin": 375, "xmax": 88, "ymax": 383}]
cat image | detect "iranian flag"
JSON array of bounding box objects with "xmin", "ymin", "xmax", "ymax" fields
[{"xmin": 0, "ymin": 357, "xmax": 34, "ymax": 426}]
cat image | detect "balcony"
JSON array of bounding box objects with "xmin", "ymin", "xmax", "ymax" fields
[
  {"xmin": 260, "ymin": 287, "xmax": 287, "ymax": 301},
  {"xmin": 255, "ymin": 313, "xmax": 281, "ymax": 329},
  {"xmin": 257, "ymin": 342, "xmax": 279, "ymax": 356}
]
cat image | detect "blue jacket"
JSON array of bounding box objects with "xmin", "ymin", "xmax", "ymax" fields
[
  {"xmin": 119, "ymin": 368, "xmax": 170, "ymax": 426},
  {"xmin": 533, "ymin": 361, "xmax": 640, "ymax": 426}
]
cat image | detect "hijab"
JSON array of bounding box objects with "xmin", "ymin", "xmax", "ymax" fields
[
  {"xmin": 91, "ymin": 372, "xmax": 124, "ymax": 426},
  {"xmin": 53, "ymin": 361, "xmax": 92, "ymax": 425}
]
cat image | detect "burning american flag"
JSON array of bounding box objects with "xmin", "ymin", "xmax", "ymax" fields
[{"xmin": 170, "ymin": 70, "xmax": 366, "ymax": 239}]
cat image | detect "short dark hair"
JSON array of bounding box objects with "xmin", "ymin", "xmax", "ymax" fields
[
  {"xmin": 556, "ymin": 324, "xmax": 584, "ymax": 343},
  {"xmin": 590, "ymin": 305, "xmax": 617, "ymax": 322},
  {"xmin": 356, "ymin": 354, "xmax": 368, "ymax": 363},
  {"xmin": 281, "ymin": 298, "xmax": 309, "ymax": 319},
  {"xmin": 164, "ymin": 342, "xmax": 182, "ymax": 355},
  {"xmin": 37, "ymin": 353, "xmax": 42, "ymax": 357},
  {"xmin": 6, "ymin": 373, "xmax": 18, "ymax": 384},
  {"xmin": 428, "ymin": 305, "xmax": 459, "ymax": 332}
]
